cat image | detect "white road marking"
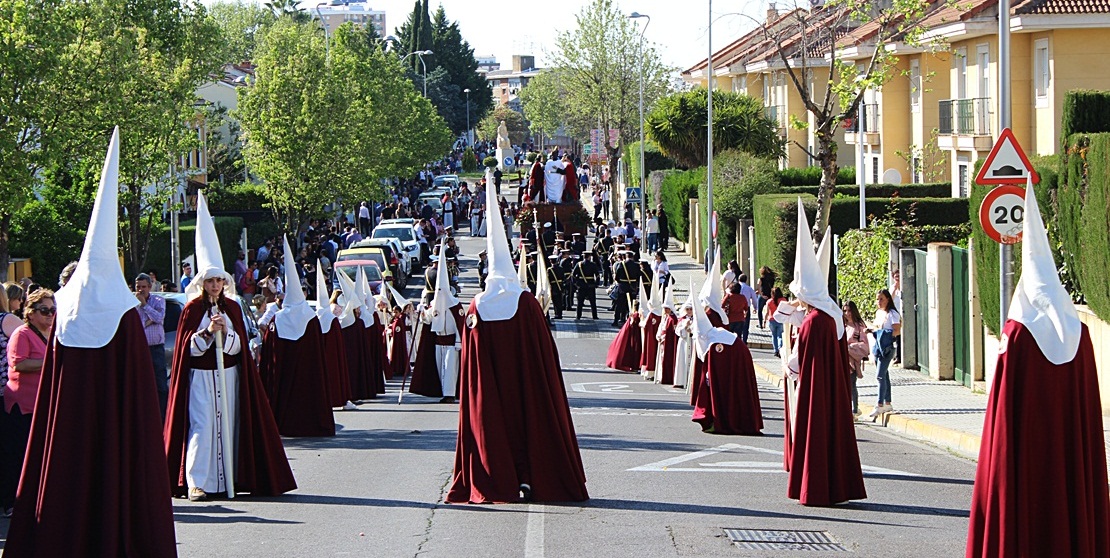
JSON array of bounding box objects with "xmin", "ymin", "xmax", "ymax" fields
[
  {"xmin": 524, "ymin": 503, "xmax": 545, "ymax": 558},
  {"xmin": 569, "ymin": 382, "xmax": 678, "ymax": 396},
  {"xmin": 627, "ymin": 443, "xmax": 921, "ymax": 477}
]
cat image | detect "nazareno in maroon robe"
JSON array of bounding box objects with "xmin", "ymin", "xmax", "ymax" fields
[
  {"xmin": 640, "ymin": 313, "xmax": 662, "ymax": 372},
  {"xmin": 691, "ymin": 335, "xmax": 763, "ymax": 435},
  {"xmin": 343, "ymin": 318, "xmax": 374, "ymax": 401},
  {"xmin": 655, "ymin": 312, "xmax": 678, "ymax": 385},
  {"xmin": 783, "ymin": 309, "xmax": 865, "ymax": 506},
  {"xmin": 364, "ymin": 315, "xmax": 387, "ymax": 395},
  {"xmin": 966, "ymin": 321, "xmax": 1109, "ymax": 558},
  {"xmin": 388, "ymin": 313, "xmax": 410, "ymax": 381},
  {"xmin": 447, "ymin": 291, "xmax": 588, "ymax": 504},
  {"xmin": 5, "ymin": 309, "xmax": 176, "ymax": 557},
  {"xmin": 320, "ymin": 317, "xmax": 352, "ymax": 407},
  {"xmin": 605, "ymin": 313, "xmax": 642, "ymax": 372},
  {"xmin": 689, "ymin": 310, "xmax": 726, "ymax": 405},
  {"xmin": 410, "ymin": 303, "xmax": 465, "ymax": 398},
  {"xmin": 262, "ymin": 319, "xmax": 335, "ymax": 437},
  {"xmin": 164, "ymin": 295, "xmax": 297, "ymax": 498}
]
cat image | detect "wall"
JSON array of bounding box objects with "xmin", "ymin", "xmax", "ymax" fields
[
  {"xmin": 1076, "ymin": 305, "xmax": 1110, "ymax": 414},
  {"xmin": 1049, "ymin": 28, "xmax": 1110, "ymax": 154}
]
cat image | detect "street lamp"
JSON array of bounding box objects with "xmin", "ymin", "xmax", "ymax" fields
[
  {"xmin": 629, "ymin": 12, "xmax": 650, "ymax": 229},
  {"xmin": 402, "ymin": 49, "xmax": 433, "ymax": 97},
  {"xmin": 705, "ymin": 0, "xmax": 715, "ymax": 261},
  {"xmin": 315, "ymin": 2, "xmax": 330, "ymax": 59},
  {"xmin": 464, "ymin": 88, "xmax": 471, "ymax": 146}
]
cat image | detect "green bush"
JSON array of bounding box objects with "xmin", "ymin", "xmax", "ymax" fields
[
  {"xmin": 1074, "ymin": 134, "xmax": 1110, "ymax": 320},
  {"xmin": 145, "ymin": 216, "xmax": 245, "ymax": 281},
  {"xmin": 659, "ymin": 167, "xmax": 705, "ymax": 241},
  {"xmin": 483, "ymin": 156, "xmax": 499, "ymax": 168},
  {"xmin": 827, "ymin": 197, "xmax": 969, "ymax": 235},
  {"xmin": 204, "ymin": 182, "xmax": 269, "ymax": 211},
  {"xmin": 695, "ymin": 150, "xmax": 781, "ymax": 264},
  {"xmin": 778, "ymin": 166, "xmax": 855, "ymax": 186},
  {"xmin": 461, "ymin": 147, "xmax": 478, "ymax": 172},
  {"xmin": 1061, "ymin": 90, "xmax": 1110, "ymax": 147},
  {"xmin": 782, "ymin": 182, "xmax": 951, "ymax": 198},
  {"xmin": 624, "ymin": 140, "xmax": 680, "ymax": 191},
  {"xmin": 836, "ymin": 228, "xmax": 890, "ymax": 321},
  {"xmin": 753, "ymin": 193, "xmax": 816, "ymax": 292}
]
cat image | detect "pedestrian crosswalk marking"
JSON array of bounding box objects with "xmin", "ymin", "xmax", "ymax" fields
[{"xmin": 628, "ymin": 443, "xmax": 920, "ymax": 477}]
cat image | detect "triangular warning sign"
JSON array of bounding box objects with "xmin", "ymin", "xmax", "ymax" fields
[{"xmin": 975, "ymin": 128, "xmax": 1040, "ymax": 185}]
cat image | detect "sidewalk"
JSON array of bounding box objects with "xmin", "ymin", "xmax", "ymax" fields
[{"xmin": 662, "ymin": 242, "xmax": 1110, "ymax": 465}]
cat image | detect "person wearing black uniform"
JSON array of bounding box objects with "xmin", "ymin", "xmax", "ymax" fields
[
  {"xmin": 541, "ymin": 222, "xmax": 556, "ymax": 251},
  {"xmin": 570, "ymin": 233, "xmax": 587, "ymax": 255},
  {"xmin": 612, "ymin": 252, "xmax": 640, "ymax": 326},
  {"xmin": 596, "ymin": 229, "xmax": 615, "ymax": 285},
  {"xmin": 524, "ymin": 252, "xmax": 538, "ymax": 294},
  {"xmin": 547, "ymin": 252, "xmax": 565, "ymax": 320},
  {"xmin": 477, "ymin": 250, "xmax": 488, "ymax": 291},
  {"xmin": 556, "ymin": 250, "xmax": 575, "ymax": 313},
  {"xmin": 574, "ymin": 252, "xmax": 600, "ymax": 320}
]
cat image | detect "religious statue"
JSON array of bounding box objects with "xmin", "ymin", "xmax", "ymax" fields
[{"xmin": 496, "ymin": 120, "xmax": 512, "ymax": 151}]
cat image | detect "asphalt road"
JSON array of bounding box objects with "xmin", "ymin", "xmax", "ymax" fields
[{"xmin": 7, "ymin": 231, "xmax": 981, "ymax": 557}]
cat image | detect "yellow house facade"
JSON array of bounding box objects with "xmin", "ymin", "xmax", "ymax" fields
[{"xmin": 684, "ymin": 0, "xmax": 1110, "ymax": 196}]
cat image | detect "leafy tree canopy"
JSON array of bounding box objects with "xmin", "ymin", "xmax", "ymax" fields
[{"xmin": 646, "ymin": 88, "xmax": 785, "ymax": 168}]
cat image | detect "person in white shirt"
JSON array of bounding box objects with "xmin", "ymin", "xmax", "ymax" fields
[
  {"xmin": 645, "ymin": 213, "xmax": 660, "ymax": 252},
  {"xmin": 358, "ymin": 202, "xmax": 371, "ymax": 236},
  {"xmin": 543, "ymin": 151, "xmax": 567, "ymax": 202},
  {"xmin": 867, "ymin": 289, "xmax": 901, "ymax": 418}
]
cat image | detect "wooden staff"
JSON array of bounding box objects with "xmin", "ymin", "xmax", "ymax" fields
[{"xmin": 212, "ymin": 307, "xmax": 236, "ymax": 499}]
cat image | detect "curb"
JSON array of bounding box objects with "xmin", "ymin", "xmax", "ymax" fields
[{"xmin": 750, "ymin": 361, "xmax": 982, "ymax": 460}]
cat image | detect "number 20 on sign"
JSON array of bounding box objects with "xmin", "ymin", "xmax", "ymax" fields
[{"xmin": 978, "ymin": 184, "xmax": 1027, "ymax": 244}]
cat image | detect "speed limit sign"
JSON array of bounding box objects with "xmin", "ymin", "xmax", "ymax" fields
[{"xmin": 978, "ymin": 185, "xmax": 1027, "ymax": 244}]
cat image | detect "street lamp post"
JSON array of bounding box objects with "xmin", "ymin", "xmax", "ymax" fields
[
  {"xmin": 629, "ymin": 12, "xmax": 651, "ymax": 228},
  {"xmin": 706, "ymin": 0, "xmax": 715, "ymax": 261},
  {"xmin": 402, "ymin": 50, "xmax": 433, "ymax": 97},
  {"xmin": 464, "ymin": 88, "xmax": 471, "ymax": 146},
  {"xmin": 315, "ymin": 3, "xmax": 330, "ymax": 59}
]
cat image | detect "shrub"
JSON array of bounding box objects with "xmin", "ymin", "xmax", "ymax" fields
[
  {"xmin": 659, "ymin": 167, "xmax": 705, "ymax": 241},
  {"xmin": 1061, "ymin": 90, "xmax": 1110, "ymax": 147},
  {"xmin": 624, "ymin": 140, "xmax": 680, "ymax": 191},
  {"xmin": 753, "ymin": 193, "xmax": 816, "ymax": 293},
  {"xmin": 205, "ymin": 182, "xmax": 268, "ymax": 211},
  {"xmin": 781, "ymin": 182, "xmax": 951, "ymax": 198},
  {"xmin": 146, "ymin": 216, "xmax": 245, "ymax": 280},
  {"xmin": 483, "ymin": 156, "xmax": 499, "ymax": 168},
  {"xmin": 778, "ymin": 166, "xmax": 855, "ymax": 186},
  {"xmin": 1073, "ymin": 133, "xmax": 1110, "ymax": 320},
  {"xmin": 836, "ymin": 228, "xmax": 890, "ymax": 321},
  {"xmin": 695, "ymin": 150, "xmax": 781, "ymax": 264},
  {"xmin": 461, "ymin": 147, "xmax": 478, "ymax": 172}
]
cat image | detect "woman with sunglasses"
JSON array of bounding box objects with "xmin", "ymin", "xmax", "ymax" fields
[{"xmin": 0, "ymin": 288, "xmax": 54, "ymax": 516}]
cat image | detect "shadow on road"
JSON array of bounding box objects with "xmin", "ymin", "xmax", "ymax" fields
[
  {"xmin": 572, "ymin": 498, "xmax": 914, "ymax": 527},
  {"xmin": 282, "ymin": 428, "xmax": 457, "ymax": 452}
]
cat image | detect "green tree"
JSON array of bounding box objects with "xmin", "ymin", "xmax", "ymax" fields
[
  {"xmin": 477, "ymin": 106, "xmax": 528, "ymax": 146},
  {"xmin": 209, "ymin": 0, "xmax": 276, "ymax": 63},
  {"xmin": 519, "ymin": 69, "xmax": 569, "ymax": 143},
  {"xmin": 548, "ymin": 0, "xmax": 671, "ymax": 221},
  {"xmin": 646, "ymin": 89, "xmax": 784, "ymax": 168}
]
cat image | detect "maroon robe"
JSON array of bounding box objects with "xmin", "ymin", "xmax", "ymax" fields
[
  {"xmin": 640, "ymin": 313, "xmax": 662, "ymax": 372},
  {"xmin": 410, "ymin": 303, "xmax": 465, "ymax": 398},
  {"xmin": 966, "ymin": 321, "xmax": 1109, "ymax": 558},
  {"xmin": 342, "ymin": 320, "xmax": 374, "ymax": 400},
  {"xmin": 261, "ymin": 319, "xmax": 335, "ymax": 437},
  {"xmin": 165, "ymin": 296, "xmax": 296, "ymax": 498},
  {"xmin": 784, "ymin": 309, "xmax": 865, "ymax": 506},
  {"xmin": 563, "ymin": 161, "xmax": 579, "ymax": 202},
  {"xmin": 388, "ymin": 314, "xmax": 410, "ymax": 380},
  {"xmin": 689, "ymin": 310, "xmax": 726, "ymax": 405},
  {"xmin": 363, "ymin": 318, "xmax": 387, "ymax": 395},
  {"xmin": 691, "ymin": 338, "xmax": 764, "ymax": 435},
  {"xmin": 655, "ymin": 313, "xmax": 678, "ymax": 385},
  {"xmin": 447, "ymin": 292, "xmax": 588, "ymax": 504},
  {"xmin": 320, "ymin": 318, "xmax": 352, "ymax": 407},
  {"xmin": 605, "ymin": 313, "xmax": 642, "ymax": 372},
  {"xmin": 5, "ymin": 310, "xmax": 176, "ymax": 557}
]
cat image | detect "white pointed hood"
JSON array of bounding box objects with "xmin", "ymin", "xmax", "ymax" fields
[
  {"xmin": 186, "ymin": 191, "xmax": 236, "ymax": 300},
  {"xmin": 431, "ymin": 238, "xmax": 459, "ymax": 334},
  {"xmin": 334, "ymin": 268, "xmax": 360, "ymax": 328},
  {"xmin": 55, "ymin": 127, "xmax": 139, "ymax": 348},
  {"xmin": 816, "ymin": 227, "xmax": 832, "ymax": 282},
  {"xmin": 274, "ymin": 236, "xmax": 314, "ymax": 340},
  {"xmin": 662, "ymin": 279, "xmax": 676, "ymax": 313},
  {"xmin": 388, "ymin": 282, "xmax": 409, "ymax": 311},
  {"xmin": 357, "ymin": 265, "xmax": 376, "ymax": 326},
  {"xmin": 315, "ymin": 258, "xmax": 334, "ymax": 334},
  {"xmin": 638, "ymin": 279, "xmax": 651, "ymax": 326},
  {"xmin": 1008, "ymin": 180, "xmax": 1082, "ymax": 364},
  {"xmin": 649, "ymin": 267, "xmax": 663, "ymax": 317},
  {"xmin": 692, "ymin": 276, "xmax": 738, "ymax": 360},
  {"xmin": 698, "ymin": 246, "xmax": 728, "ymax": 325},
  {"xmin": 535, "ymin": 249, "xmax": 552, "ymax": 313},
  {"xmin": 788, "ymin": 199, "xmax": 843, "ymax": 338},
  {"xmin": 475, "ymin": 165, "xmax": 524, "ymax": 321}
]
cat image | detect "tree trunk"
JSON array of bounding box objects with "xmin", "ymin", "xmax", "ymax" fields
[
  {"xmin": 128, "ymin": 208, "xmax": 144, "ymax": 279},
  {"xmin": 607, "ymin": 145, "xmax": 621, "ymax": 223},
  {"xmin": 814, "ymin": 128, "xmax": 839, "ymax": 239},
  {"xmin": 0, "ymin": 213, "xmax": 11, "ymax": 283}
]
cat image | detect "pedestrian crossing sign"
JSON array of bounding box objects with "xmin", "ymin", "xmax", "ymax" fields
[{"xmin": 626, "ymin": 187, "xmax": 641, "ymax": 203}]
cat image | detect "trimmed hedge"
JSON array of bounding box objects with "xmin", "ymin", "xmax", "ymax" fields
[
  {"xmin": 782, "ymin": 182, "xmax": 951, "ymax": 199},
  {"xmin": 625, "ymin": 140, "xmax": 680, "ymax": 198},
  {"xmin": 659, "ymin": 167, "xmax": 705, "ymax": 241},
  {"xmin": 205, "ymin": 182, "xmax": 269, "ymax": 212},
  {"xmin": 753, "ymin": 194, "xmax": 816, "ymax": 292},
  {"xmin": 145, "ymin": 216, "xmax": 245, "ymax": 281},
  {"xmin": 1061, "ymin": 133, "xmax": 1110, "ymax": 321},
  {"xmin": 836, "ymin": 229, "xmax": 890, "ymax": 321},
  {"xmin": 1061, "ymin": 90, "xmax": 1110, "ymax": 145},
  {"xmin": 778, "ymin": 166, "xmax": 855, "ymax": 186},
  {"xmin": 696, "ymin": 150, "xmax": 781, "ymax": 264}
]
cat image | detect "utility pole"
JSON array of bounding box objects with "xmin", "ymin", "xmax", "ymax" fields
[
  {"xmin": 706, "ymin": 0, "xmax": 715, "ymax": 262},
  {"xmin": 998, "ymin": 0, "xmax": 1012, "ymax": 324}
]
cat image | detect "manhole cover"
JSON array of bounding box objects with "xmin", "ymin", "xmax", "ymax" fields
[{"xmin": 722, "ymin": 529, "xmax": 849, "ymax": 552}]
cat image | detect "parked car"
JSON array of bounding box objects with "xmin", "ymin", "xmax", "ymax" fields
[
  {"xmin": 336, "ymin": 246, "xmax": 396, "ymax": 288},
  {"xmin": 372, "ymin": 222, "xmax": 422, "ymax": 269},
  {"xmin": 351, "ymin": 237, "xmax": 410, "ymax": 277},
  {"xmin": 417, "ymin": 192, "xmax": 444, "ymax": 214},
  {"xmin": 432, "ymin": 174, "xmax": 459, "ymax": 190},
  {"xmin": 340, "ymin": 241, "xmax": 407, "ymax": 288},
  {"xmin": 332, "ymin": 259, "xmax": 385, "ymax": 294},
  {"xmin": 162, "ymin": 292, "xmax": 262, "ymax": 366}
]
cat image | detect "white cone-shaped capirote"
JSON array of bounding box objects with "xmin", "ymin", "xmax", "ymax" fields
[
  {"xmin": 662, "ymin": 279, "xmax": 676, "ymax": 313},
  {"xmin": 692, "ymin": 276, "xmax": 738, "ymax": 361},
  {"xmin": 274, "ymin": 236, "xmax": 315, "ymax": 340},
  {"xmin": 698, "ymin": 246, "xmax": 728, "ymax": 325},
  {"xmin": 475, "ymin": 164, "xmax": 525, "ymax": 321},
  {"xmin": 1008, "ymin": 179, "xmax": 1082, "ymax": 364},
  {"xmin": 356, "ymin": 265, "xmax": 376, "ymax": 326},
  {"xmin": 55, "ymin": 127, "xmax": 140, "ymax": 348},
  {"xmin": 788, "ymin": 199, "xmax": 844, "ymax": 338},
  {"xmin": 186, "ymin": 191, "xmax": 237, "ymax": 300},
  {"xmin": 334, "ymin": 267, "xmax": 360, "ymax": 328},
  {"xmin": 431, "ymin": 237, "xmax": 460, "ymax": 334},
  {"xmin": 315, "ymin": 259, "xmax": 334, "ymax": 334},
  {"xmin": 638, "ymin": 277, "xmax": 651, "ymax": 327},
  {"xmin": 816, "ymin": 227, "xmax": 832, "ymax": 283}
]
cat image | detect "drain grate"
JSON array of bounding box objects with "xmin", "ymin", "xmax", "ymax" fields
[{"xmin": 723, "ymin": 529, "xmax": 849, "ymax": 552}]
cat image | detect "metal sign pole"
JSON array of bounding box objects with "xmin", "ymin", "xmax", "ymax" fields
[
  {"xmin": 706, "ymin": 0, "xmax": 715, "ymax": 261},
  {"xmin": 998, "ymin": 0, "xmax": 1012, "ymax": 326}
]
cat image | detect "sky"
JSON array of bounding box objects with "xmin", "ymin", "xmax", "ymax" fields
[{"xmin": 214, "ymin": 0, "xmax": 776, "ymax": 72}]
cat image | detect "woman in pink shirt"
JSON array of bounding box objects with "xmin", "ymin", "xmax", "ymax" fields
[{"xmin": 1, "ymin": 287, "xmax": 54, "ymax": 515}]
